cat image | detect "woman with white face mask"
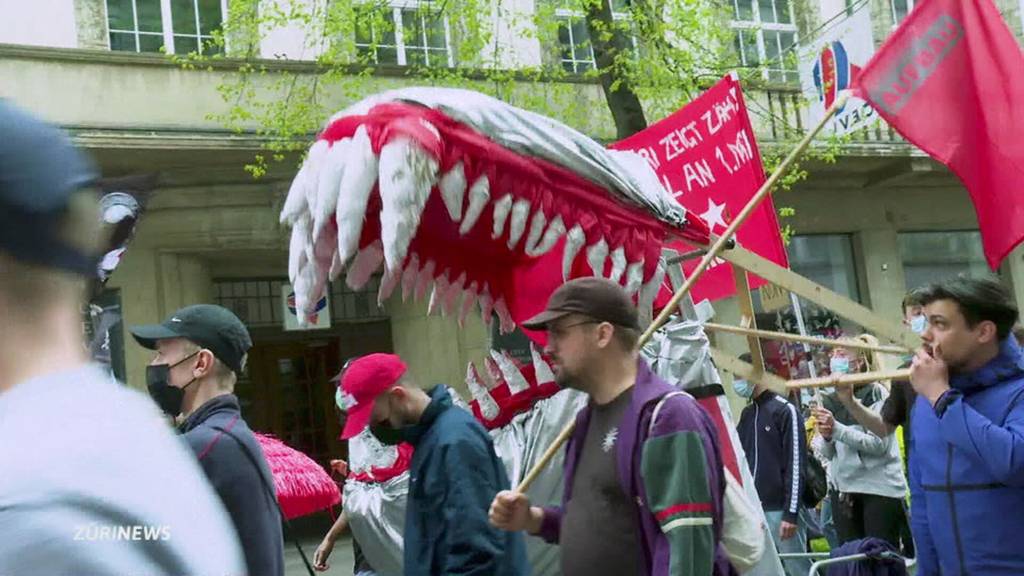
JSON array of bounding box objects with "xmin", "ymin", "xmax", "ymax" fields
[{"xmin": 811, "ymin": 344, "xmax": 908, "ymax": 550}]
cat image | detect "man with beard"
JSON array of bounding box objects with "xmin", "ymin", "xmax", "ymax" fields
[
  {"xmin": 489, "ymin": 277, "xmax": 734, "ymax": 576},
  {"xmin": 338, "ymin": 353, "xmax": 527, "ymax": 576},
  {"xmin": 907, "ymin": 277, "xmax": 1024, "ymax": 575}
]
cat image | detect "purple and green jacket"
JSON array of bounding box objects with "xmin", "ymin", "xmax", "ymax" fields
[{"xmin": 538, "ymin": 359, "xmax": 736, "ymax": 576}]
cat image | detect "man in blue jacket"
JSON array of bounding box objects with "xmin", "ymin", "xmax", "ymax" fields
[
  {"xmin": 909, "ymin": 276, "xmax": 1024, "ymax": 575},
  {"xmin": 734, "ymin": 360, "xmax": 810, "ymax": 576},
  {"xmin": 339, "ymin": 353, "xmax": 528, "ymax": 576}
]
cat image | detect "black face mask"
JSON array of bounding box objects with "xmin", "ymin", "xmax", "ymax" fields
[
  {"xmin": 146, "ymin": 351, "xmax": 200, "ymax": 417},
  {"xmin": 369, "ymin": 422, "xmax": 405, "ymax": 446}
]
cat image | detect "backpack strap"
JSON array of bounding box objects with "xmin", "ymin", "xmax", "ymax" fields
[{"xmin": 648, "ymin": 391, "xmax": 692, "ymax": 436}]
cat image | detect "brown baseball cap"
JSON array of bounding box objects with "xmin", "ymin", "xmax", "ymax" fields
[{"xmin": 522, "ymin": 277, "xmax": 641, "ymax": 330}]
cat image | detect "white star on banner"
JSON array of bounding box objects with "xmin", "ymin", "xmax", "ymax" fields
[{"xmin": 699, "ymin": 198, "xmax": 728, "ymax": 233}]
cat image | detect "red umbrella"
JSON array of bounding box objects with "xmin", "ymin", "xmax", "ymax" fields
[{"xmin": 255, "ymin": 432, "xmax": 341, "ymax": 520}]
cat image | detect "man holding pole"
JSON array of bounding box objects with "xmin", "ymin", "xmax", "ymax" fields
[{"xmin": 489, "ymin": 277, "xmax": 734, "ymax": 575}]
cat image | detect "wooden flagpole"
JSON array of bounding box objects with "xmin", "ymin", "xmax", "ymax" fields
[
  {"xmin": 787, "ymin": 368, "xmax": 912, "ymax": 390},
  {"xmin": 702, "ymin": 322, "xmax": 910, "ymax": 355},
  {"xmin": 515, "ymin": 91, "xmax": 853, "ymax": 494}
]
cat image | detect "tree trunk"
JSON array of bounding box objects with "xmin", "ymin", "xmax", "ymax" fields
[{"xmin": 584, "ymin": 0, "xmax": 647, "ymax": 139}]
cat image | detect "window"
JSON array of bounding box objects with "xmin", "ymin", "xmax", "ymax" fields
[
  {"xmin": 891, "ymin": 0, "xmax": 914, "ymax": 25},
  {"xmin": 554, "ymin": 0, "xmax": 633, "ymax": 74},
  {"xmin": 355, "ymin": 3, "xmax": 453, "ymax": 67},
  {"xmin": 214, "ymin": 278, "xmax": 386, "ymax": 328},
  {"xmin": 106, "ymin": 0, "xmax": 224, "ymax": 55},
  {"xmin": 898, "ymin": 231, "xmax": 988, "ymax": 290},
  {"xmin": 731, "ymin": 0, "xmax": 798, "ymax": 83}
]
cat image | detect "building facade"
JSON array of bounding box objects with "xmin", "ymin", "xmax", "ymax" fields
[{"xmin": 3, "ymin": 0, "xmax": 1024, "ymax": 458}]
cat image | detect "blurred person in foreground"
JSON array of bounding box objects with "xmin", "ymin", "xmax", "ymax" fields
[{"xmin": 0, "ymin": 101, "xmax": 244, "ymax": 575}]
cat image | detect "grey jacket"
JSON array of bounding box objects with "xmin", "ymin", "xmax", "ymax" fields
[{"xmin": 820, "ymin": 384, "xmax": 907, "ymax": 499}]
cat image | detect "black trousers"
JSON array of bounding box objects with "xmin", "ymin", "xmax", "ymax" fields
[{"xmin": 831, "ymin": 491, "xmax": 907, "ymax": 549}]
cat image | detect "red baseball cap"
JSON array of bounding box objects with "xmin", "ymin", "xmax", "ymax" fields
[{"xmin": 337, "ymin": 353, "xmax": 408, "ymax": 440}]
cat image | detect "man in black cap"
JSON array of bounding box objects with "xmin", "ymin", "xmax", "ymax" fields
[
  {"xmin": 490, "ymin": 277, "xmax": 734, "ymax": 576},
  {"xmin": 132, "ymin": 304, "xmax": 285, "ymax": 576},
  {"xmin": 0, "ymin": 101, "xmax": 246, "ymax": 575}
]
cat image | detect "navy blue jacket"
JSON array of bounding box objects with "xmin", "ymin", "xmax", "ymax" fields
[
  {"xmin": 403, "ymin": 386, "xmax": 528, "ymax": 576},
  {"xmin": 910, "ymin": 338, "xmax": 1024, "ymax": 575},
  {"xmin": 180, "ymin": 395, "xmax": 285, "ymax": 576},
  {"xmin": 736, "ymin": 390, "xmax": 806, "ymax": 523}
]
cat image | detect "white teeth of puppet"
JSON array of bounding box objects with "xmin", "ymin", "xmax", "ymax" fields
[
  {"xmin": 439, "ymin": 161, "xmax": 466, "ymax": 222},
  {"xmin": 507, "ymin": 199, "xmax": 531, "ymax": 250},
  {"xmin": 586, "ymin": 237, "xmax": 609, "ymax": 277},
  {"xmin": 523, "ymin": 209, "xmax": 547, "ymax": 254},
  {"xmin": 444, "ymin": 272, "xmax": 467, "ymax": 316},
  {"xmin": 428, "ymin": 286, "xmax": 441, "ymax": 316},
  {"xmin": 329, "ymin": 251, "xmax": 343, "ymax": 281},
  {"xmin": 293, "ymin": 259, "xmax": 314, "ymax": 325},
  {"xmin": 335, "ymin": 126, "xmax": 379, "ymax": 268},
  {"xmin": 459, "ymin": 281, "xmax": 479, "ymax": 326},
  {"xmin": 314, "ymin": 222, "xmax": 338, "ymax": 269},
  {"xmin": 401, "ymin": 254, "xmax": 420, "ymax": 302},
  {"xmin": 467, "ymin": 363, "xmax": 500, "ymax": 420},
  {"xmin": 431, "ymin": 271, "xmax": 451, "ymax": 316},
  {"xmin": 484, "ymin": 356, "xmax": 504, "ymax": 390},
  {"xmin": 288, "ymin": 215, "xmax": 311, "ymax": 284},
  {"xmin": 525, "ymin": 216, "xmax": 565, "ymax": 257},
  {"xmin": 531, "ymin": 344, "xmax": 555, "ymax": 385},
  {"xmin": 379, "ymin": 136, "xmax": 439, "ymax": 273},
  {"xmin": 345, "ymin": 240, "xmax": 384, "ymax": 291},
  {"xmin": 415, "ymin": 259, "xmax": 437, "ymax": 302},
  {"xmin": 608, "ymin": 247, "xmax": 627, "ymax": 283},
  {"xmin": 494, "ymin": 297, "xmax": 514, "ymax": 334},
  {"xmin": 562, "ymin": 224, "xmax": 585, "ymax": 280},
  {"xmin": 638, "ymin": 259, "xmax": 667, "ymax": 324},
  {"xmin": 378, "ymin": 268, "xmax": 401, "ymax": 306},
  {"xmin": 491, "ymin": 350, "xmax": 530, "ymax": 395},
  {"xmin": 302, "ymin": 139, "xmax": 330, "ymax": 219},
  {"xmin": 281, "ymin": 162, "xmax": 310, "ymax": 225},
  {"xmin": 623, "ymin": 260, "xmax": 644, "ymax": 296},
  {"xmin": 479, "ymin": 284, "xmax": 494, "ymax": 326},
  {"xmin": 313, "ymin": 138, "xmax": 350, "ymax": 239},
  {"xmin": 459, "ymin": 175, "xmax": 491, "ymax": 236},
  {"xmin": 491, "ymin": 194, "xmax": 514, "ymax": 240}
]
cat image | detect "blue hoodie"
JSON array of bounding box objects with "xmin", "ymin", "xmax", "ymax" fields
[{"xmin": 909, "ymin": 337, "xmax": 1024, "ymax": 575}]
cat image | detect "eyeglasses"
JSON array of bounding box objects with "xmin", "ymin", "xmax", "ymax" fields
[{"xmin": 547, "ymin": 320, "xmax": 601, "ymax": 339}]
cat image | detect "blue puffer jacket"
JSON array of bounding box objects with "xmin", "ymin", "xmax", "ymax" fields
[{"xmin": 909, "ymin": 337, "xmax": 1024, "ymax": 575}]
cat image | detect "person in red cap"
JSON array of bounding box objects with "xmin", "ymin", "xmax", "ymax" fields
[
  {"xmin": 488, "ymin": 277, "xmax": 733, "ymax": 576},
  {"xmin": 339, "ymin": 353, "xmax": 528, "ymax": 576}
]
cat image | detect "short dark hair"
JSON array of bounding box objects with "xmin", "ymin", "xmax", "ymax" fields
[
  {"xmin": 917, "ymin": 276, "xmax": 1019, "ymax": 340},
  {"xmin": 902, "ymin": 288, "xmax": 925, "ymax": 315},
  {"xmin": 612, "ymin": 324, "xmax": 640, "ymax": 351}
]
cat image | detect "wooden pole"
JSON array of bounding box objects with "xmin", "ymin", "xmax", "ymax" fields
[
  {"xmin": 702, "ymin": 322, "xmax": 910, "ymax": 355},
  {"xmin": 514, "ymin": 91, "xmax": 852, "ymax": 494},
  {"xmin": 786, "ymin": 368, "xmax": 912, "ymax": 390}
]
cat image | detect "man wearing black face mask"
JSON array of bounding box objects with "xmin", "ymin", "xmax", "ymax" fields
[
  {"xmin": 131, "ymin": 304, "xmax": 284, "ymax": 576},
  {"xmin": 339, "ymin": 353, "xmax": 528, "ymax": 576}
]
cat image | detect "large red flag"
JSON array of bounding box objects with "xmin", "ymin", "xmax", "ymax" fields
[
  {"xmin": 852, "ymin": 0, "xmax": 1024, "ymax": 269},
  {"xmin": 611, "ymin": 75, "xmax": 789, "ymax": 302}
]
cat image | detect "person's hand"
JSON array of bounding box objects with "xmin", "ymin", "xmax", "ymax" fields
[
  {"xmin": 835, "ymin": 383, "xmax": 855, "ymax": 405},
  {"xmin": 780, "ymin": 520, "xmax": 797, "ymax": 541},
  {"xmin": 313, "ymin": 537, "xmax": 334, "ymax": 572},
  {"xmin": 813, "ymin": 406, "xmax": 834, "ymax": 440},
  {"xmin": 911, "ymin": 346, "xmax": 951, "ymax": 406},
  {"xmin": 329, "ymin": 459, "xmax": 348, "ymax": 477},
  {"xmin": 489, "ymin": 490, "xmax": 538, "ymax": 532}
]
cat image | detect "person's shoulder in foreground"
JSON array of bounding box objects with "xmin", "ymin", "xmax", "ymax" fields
[{"xmin": 0, "ymin": 365, "xmax": 246, "ymax": 576}]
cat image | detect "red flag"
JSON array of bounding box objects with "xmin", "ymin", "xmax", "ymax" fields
[
  {"xmin": 611, "ymin": 75, "xmax": 789, "ymax": 302},
  {"xmin": 852, "ymin": 0, "xmax": 1024, "ymax": 269}
]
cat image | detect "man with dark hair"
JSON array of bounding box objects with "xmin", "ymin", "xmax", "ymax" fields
[
  {"xmin": 131, "ymin": 305, "xmax": 285, "ymax": 576},
  {"xmin": 489, "ymin": 277, "xmax": 734, "ymax": 576},
  {"xmin": 908, "ymin": 276, "xmax": 1024, "ymax": 575},
  {"xmin": 0, "ymin": 102, "xmax": 245, "ymax": 575}
]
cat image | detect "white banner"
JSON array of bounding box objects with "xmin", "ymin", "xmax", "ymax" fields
[
  {"xmin": 799, "ymin": 5, "xmax": 878, "ymax": 136},
  {"xmin": 282, "ymin": 284, "xmax": 332, "ymax": 331}
]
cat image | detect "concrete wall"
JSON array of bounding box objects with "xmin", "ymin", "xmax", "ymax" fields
[{"xmin": 0, "ymin": 0, "xmax": 79, "ymax": 48}]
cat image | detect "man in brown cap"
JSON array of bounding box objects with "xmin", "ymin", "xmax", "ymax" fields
[{"xmin": 489, "ymin": 277, "xmax": 735, "ymax": 576}]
